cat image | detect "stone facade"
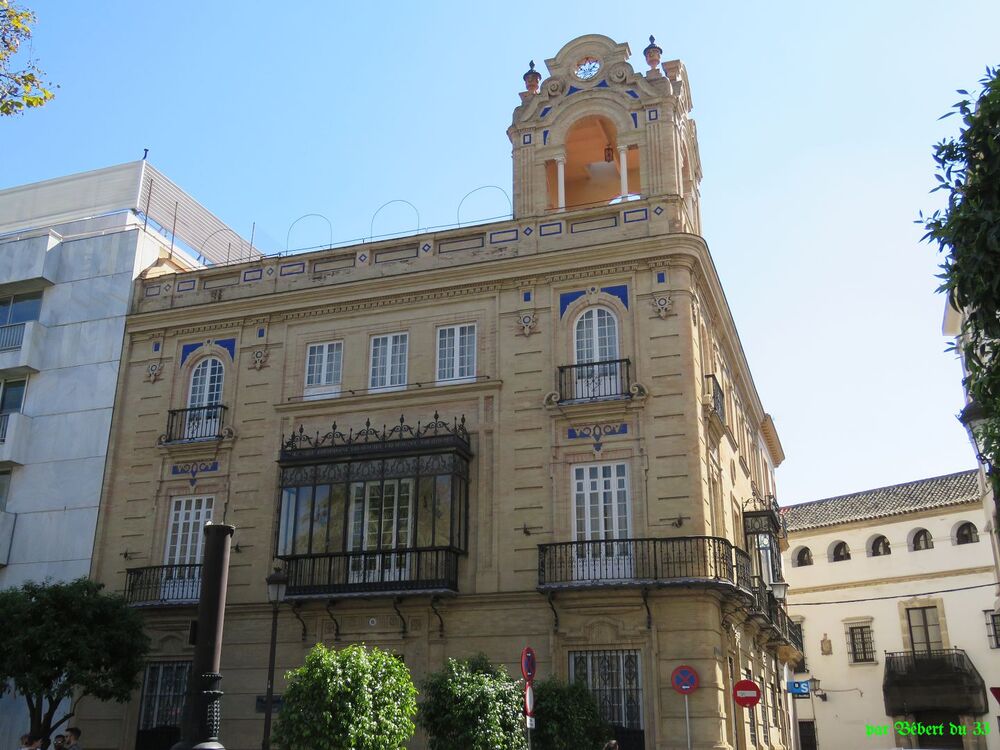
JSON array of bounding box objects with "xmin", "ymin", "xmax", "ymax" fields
[{"xmin": 82, "ymin": 35, "xmax": 799, "ymax": 750}]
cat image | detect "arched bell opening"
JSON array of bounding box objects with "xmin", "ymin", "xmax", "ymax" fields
[{"xmin": 547, "ymin": 115, "xmax": 640, "ymax": 210}]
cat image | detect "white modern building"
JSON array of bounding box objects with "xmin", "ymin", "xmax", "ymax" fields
[
  {"xmin": 782, "ymin": 470, "xmax": 999, "ymax": 750},
  {"xmin": 0, "ymin": 162, "xmax": 253, "ymax": 746}
]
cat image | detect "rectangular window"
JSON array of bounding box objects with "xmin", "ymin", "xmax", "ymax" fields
[
  {"xmin": 907, "ymin": 606, "xmax": 943, "ymax": 654},
  {"xmin": 573, "ymin": 462, "xmax": 630, "ymax": 542},
  {"xmin": 138, "ymin": 661, "xmax": 191, "ymax": 731},
  {"xmin": 799, "ymin": 720, "xmax": 818, "ymax": 750},
  {"xmin": 436, "ymin": 324, "xmax": 476, "ymax": 383},
  {"xmin": 987, "ymin": 611, "xmax": 1000, "ymax": 649},
  {"xmin": 370, "ymin": 333, "xmax": 408, "ymax": 390},
  {"xmin": 760, "ymin": 672, "xmax": 770, "ymax": 743},
  {"xmin": 746, "ymin": 667, "xmax": 758, "ymax": 746},
  {"xmin": 569, "ymin": 650, "xmax": 642, "ymax": 731},
  {"xmin": 848, "ymin": 624, "xmax": 876, "ymax": 663},
  {"xmin": 0, "ymin": 292, "xmax": 42, "ymax": 326},
  {"xmin": 0, "ymin": 379, "xmax": 26, "ymax": 414},
  {"xmin": 792, "ymin": 621, "xmax": 807, "ymax": 673},
  {"xmin": 305, "ymin": 341, "xmax": 343, "ymax": 396}
]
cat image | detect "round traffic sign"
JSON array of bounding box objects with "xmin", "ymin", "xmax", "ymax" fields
[
  {"xmin": 524, "ymin": 684, "xmax": 535, "ymax": 716},
  {"xmin": 733, "ymin": 679, "xmax": 762, "ymax": 708},
  {"xmin": 670, "ymin": 665, "xmax": 700, "ymax": 694},
  {"xmin": 521, "ymin": 647, "xmax": 537, "ymax": 682}
]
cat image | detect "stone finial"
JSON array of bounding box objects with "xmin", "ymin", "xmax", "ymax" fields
[
  {"xmin": 643, "ymin": 35, "xmax": 663, "ymax": 69},
  {"xmin": 523, "ymin": 60, "xmax": 541, "ymax": 94}
]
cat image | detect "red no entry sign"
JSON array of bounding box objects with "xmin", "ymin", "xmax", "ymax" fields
[
  {"xmin": 734, "ymin": 679, "xmax": 762, "ymax": 708},
  {"xmin": 671, "ymin": 665, "xmax": 700, "ymax": 694}
]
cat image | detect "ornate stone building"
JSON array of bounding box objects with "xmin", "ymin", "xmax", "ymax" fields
[{"xmin": 82, "ymin": 34, "xmax": 801, "ymax": 750}]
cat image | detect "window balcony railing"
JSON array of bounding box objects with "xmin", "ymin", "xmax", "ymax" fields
[
  {"xmin": 0, "ymin": 323, "xmax": 25, "ymax": 352},
  {"xmin": 556, "ymin": 359, "xmax": 632, "ymax": 403},
  {"xmin": 125, "ymin": 564, "xmax": 202, "ymax": 606},
  {"xmin": 163, "ymin": 405, "xmax": 229, "ymax": 443},
  {"xmin": 704, "ymin": 373, "xmax": 725, "ymax": 424},
  {"xmin": 884, "ymin": 648, "xmax": 987, "ymax": 715},
  {"xmin": 282, "ymin": 547, "xmax": 459, "ymax": 597},
  {"xmin": 538, "ymin": 536, "xmax": 746, "ymax": 590},
  {"xmin": 789, "ymin": 621, "xmax": 804, "ymax": 653}
]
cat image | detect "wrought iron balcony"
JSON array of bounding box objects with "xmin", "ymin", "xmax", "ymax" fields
[
  {"xmin": 282, "ymin": 547, "xmax": 459, "ymax": 597},
  {"xmin": 883, "ymin": 648, "xmax": 987, "ymax": 715},
  {"xmin": 556, "ymin": 359, "xmax": 632, "ymax": 403},
  {"xmin": 0, "ymin": 323, "xmax": 25, "ymax": 351},
  {"xmin": 789, "ymin": 620, "xmax": 804, "ymax": 653},
  {"xmin": 125, "ymin": 564, "xmax": 202, "ymax": 606},
  {"xmin": 163, "ymin": 405, "xmax": 229, "ymax": 443},
  {"xmin": 704, "ymin": 373, "xmax": 725, "ymax": 423},
  {"xmin": 538, "ymin": 536, "xmax": 750, "ymax": 591}
]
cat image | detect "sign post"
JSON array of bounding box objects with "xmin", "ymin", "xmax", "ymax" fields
[
  {"xmin": 522, "ymin": 647, "xmax": 537, "ymax": 750},
  {"xmin": 671, "ymin": 665, "xmax": 700, "ymax": 750}
]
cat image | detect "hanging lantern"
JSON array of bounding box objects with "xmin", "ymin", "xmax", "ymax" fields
[{"xmin": 604, "ymin": 145, "xmax": 614, "ymax": 162}]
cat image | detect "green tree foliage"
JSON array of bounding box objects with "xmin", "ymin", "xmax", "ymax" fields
[
  {"xmin": 273, "ymin": 643, "xmax": 416, "ymax": 750},
  {"xmin": 0, "ymin": 579, "xmax": 150, "ymax": 742},
  {"xmin": 922, "ymin": 67, "xmax": 1000, "ymax": 498},
  {"xmin": 0, "ymin": 0, "xmax": 55, "ymax": 115},
  {"xmin": 532, "ymin": 677, "xmax": 610, "ymax": 750},
  {"xmin": 419, "ymin": 654, "xmax": 527, "ymax": 750}
]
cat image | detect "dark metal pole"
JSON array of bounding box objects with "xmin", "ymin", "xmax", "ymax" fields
[
  {"xmin": 261, "ymin": 603, "xmax": 279, "ymax": 750},
  {"xmin": 171, "ymin": 523, "xmax": 234, "ymax": 750}
]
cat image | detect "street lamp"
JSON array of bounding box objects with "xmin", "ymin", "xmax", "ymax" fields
[
  {"xmin": 769, "ymin": 580, "xmax": 789, "ymax": 601},
  {"xmin": 807, "ymin": 677, "xmax": 827, "ymax": 701},
  {"xmin": 262, "ymin": 568, "xmax": 288, "ymax": 750}
]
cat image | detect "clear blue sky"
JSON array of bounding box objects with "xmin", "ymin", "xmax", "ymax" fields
[{"xmin": 5, "ymin": 1, "xmax": 999, "ymax": 503}]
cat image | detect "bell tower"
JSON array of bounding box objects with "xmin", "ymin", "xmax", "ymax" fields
[{"xmin": 508, "ymin": 34, "xmax": 702, "ymax": 232}]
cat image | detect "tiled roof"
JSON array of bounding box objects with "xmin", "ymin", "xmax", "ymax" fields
[{"xmin": 781, "ymin": 470, "xmax": 980, "ymax": 532}]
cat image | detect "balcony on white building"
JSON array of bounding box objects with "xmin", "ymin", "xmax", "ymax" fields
[
  {"xmin": 0, "ymin": 412, "xmax": 32, "ymax": 466},
  {"xmin": 0, "ymin": 320, "xmax": 44, "ymax": 376}
]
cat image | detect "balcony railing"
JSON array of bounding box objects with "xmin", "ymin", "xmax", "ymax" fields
[
  {"xmin": 789, "ymin": 621, "xmax": 804, "ymax": 653},
  {"xmin": 538, "ymin": 536, "xmax": 748, "ymax": 589},
  {"xmin": 282, "ymin": 547, "xmax": 459, "ymax": 597},
  {"xmin": 0, "ymin": 323, "xmax": 25, "ymax": 351},
  {"xmin": 125, "ymin": 564, "xmax": 202, "ymax": 606},
  {"xmin": 557, "ymin": 359, "xmax": 631, "ymax": 402},
  {"xmin": 884, "ymin": 648, "xmax": 987, "ymax": 714},
  {"xmin": 164, "ymin": 405, "xmax": 228, "ymax": 443},
  {"xmin": 704, "ymin": 374, "xmax": 725, "ymax": 423}
]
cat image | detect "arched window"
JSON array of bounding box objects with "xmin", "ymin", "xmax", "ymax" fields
[
  {"xmin": 956, "ymin": 522, "xmax": 979, "ymax": 545},
  {"xmin": 185, "ymin": 357, "xmax": 224, "ymax": 439},
  {"xmin": 795, "ymin": 547, "xmax": 813, "ymax": 567},
  {"xmin": 912, "ymin": 529, "xmax": 933, "ymax": 551},
  {"xmin": 871, "ymin": 535, "xmax": 891, "ymax": 557},
  {"xmin": 572, "ymin": 307, "xmax": 621, "ymax": 399},
  {"xmin": 832, "ymin": 542, "xmax": 851, "ymax": 562}
]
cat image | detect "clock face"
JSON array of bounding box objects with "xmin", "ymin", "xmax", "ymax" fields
[{"xmin": 574, "ymin": 57, "xmax": 601, "ymax": 81}]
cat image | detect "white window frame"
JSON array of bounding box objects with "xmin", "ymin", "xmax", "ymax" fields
[
  {"xmin": 369, "ymin": 332, "xmax": 408, "ymax": 391},
  {"xmin": 162, "ymin": 495, "xmax": 213, "ymax": 601},
  {"xmin": 436, "ymin": 324, "xmax": 477, "ymax": 384},
  {"xmin": 304, "ymin": 340, "xmax": 344, "ymax": 399}
]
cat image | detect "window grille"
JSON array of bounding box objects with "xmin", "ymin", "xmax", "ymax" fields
[
  {"xmin": 848, "ymin": 624, "xmax": 876, "ymax": 663},
  {"xmin": 139, "ymin": 661, "xmax": 191, "ymax": 731},
  {"xmin": 569, "ymin": 650, "xmax": 642, "ymax": 731},
  {"xmin": 986, "ymin": 611, "xmax": 1000, "ymax": 649}
]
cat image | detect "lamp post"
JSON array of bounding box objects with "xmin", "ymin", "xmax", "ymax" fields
[
  {"xmin": 262, "ymin": 568, "xmax": 287, "ymax": 750},
  {"xmin": 769, "ymin": 580, "xmax": 789, "ymax": 601},
  {"xmin": 807, "ymin": 677, "xmax": 827, "ymax": 701}
]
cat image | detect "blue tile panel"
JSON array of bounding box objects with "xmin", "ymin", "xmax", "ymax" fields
[
  {"xmin": 153, "ymin": 342, "xmax": 161, "ymax": 352},
  {"xmin": 626, "ymin": 90, "xmax": 640, "ymax": 99},
  {"xmin": 559, "ymin": 284, "xmax": 630, "ymax": 317},
  {"xmin": 540, "ymin": 106, "xmax": 552, "ymax": 118},
  {"xmin": 216, "ymin": 338, "xmax": 236, "ymax": 360},
  {"xmin": 623, "ymin": 208, "xmax": 648, "ymax": 223},
  {"xmin": 176, "ymin": 279, "xmax": 196, "ymax": 292},
  {"xmin": 567, "ymin": 85, "xmax": 581, "ymax": 95},
  {"xmin": 180, "ymin": 342, "xmax": 203, "ymax": 365},
  {"xmin": 279, "ymin": 262, "xmax": 305, "ymax": 276},
  {"xmin": 539, "ymin": 222, "xmax": 562, "ymax": 236},
  {"xmin": 657, "ymin": 272, "xmax": 666, "ymax": 284},
  {"xmin": 523, "ymin": 291, "xmax": 532, "ymax": 303},
  {"xmin": 243, "ymin": 269, "xmax": 263, "ymax": 282},
  {"xmin": 257, "ymin": 327, "xmax": 266, "ymax": 338},
  {"xmin": 631, "ymin": 112, "xmax": 638, "ymax": 128},
  {"xmin": 490, "ymin": 228, "xmax": 518, "ymax": 244}
]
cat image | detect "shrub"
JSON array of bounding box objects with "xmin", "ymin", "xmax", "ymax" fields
[
  {"xmin": 420, "ymin": 654, "xmax": 527, "ymax": 750},
  {"xmin": 273, "ymin": 643, "xmax": 416, "ymax": 750},
  {"xmin": 532, "ymin": 677, "xmax": 609, "ymax": 750}
]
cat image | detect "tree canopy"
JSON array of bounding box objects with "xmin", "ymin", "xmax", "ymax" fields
[
  {"xmin": 531, "ymin": 677, "xmax": 610, "ymax": 750},
  {"xmin": 0, "ymin": 578, "xmax": 150, "ymax": 741},
  {"xmin": 922, "ymin": 67, "xmax": 1000, "ymax": 498},
  {"xmin": 419, "ymin": 654, "xmax": 527, "ymax": 750},
  {"xmin": 0, "ymin": 0, "xmax": 55, "ymax": 116},
  {"xmin": 273, "ymin": 643, "xmax": 416, "ymax": 750}
]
